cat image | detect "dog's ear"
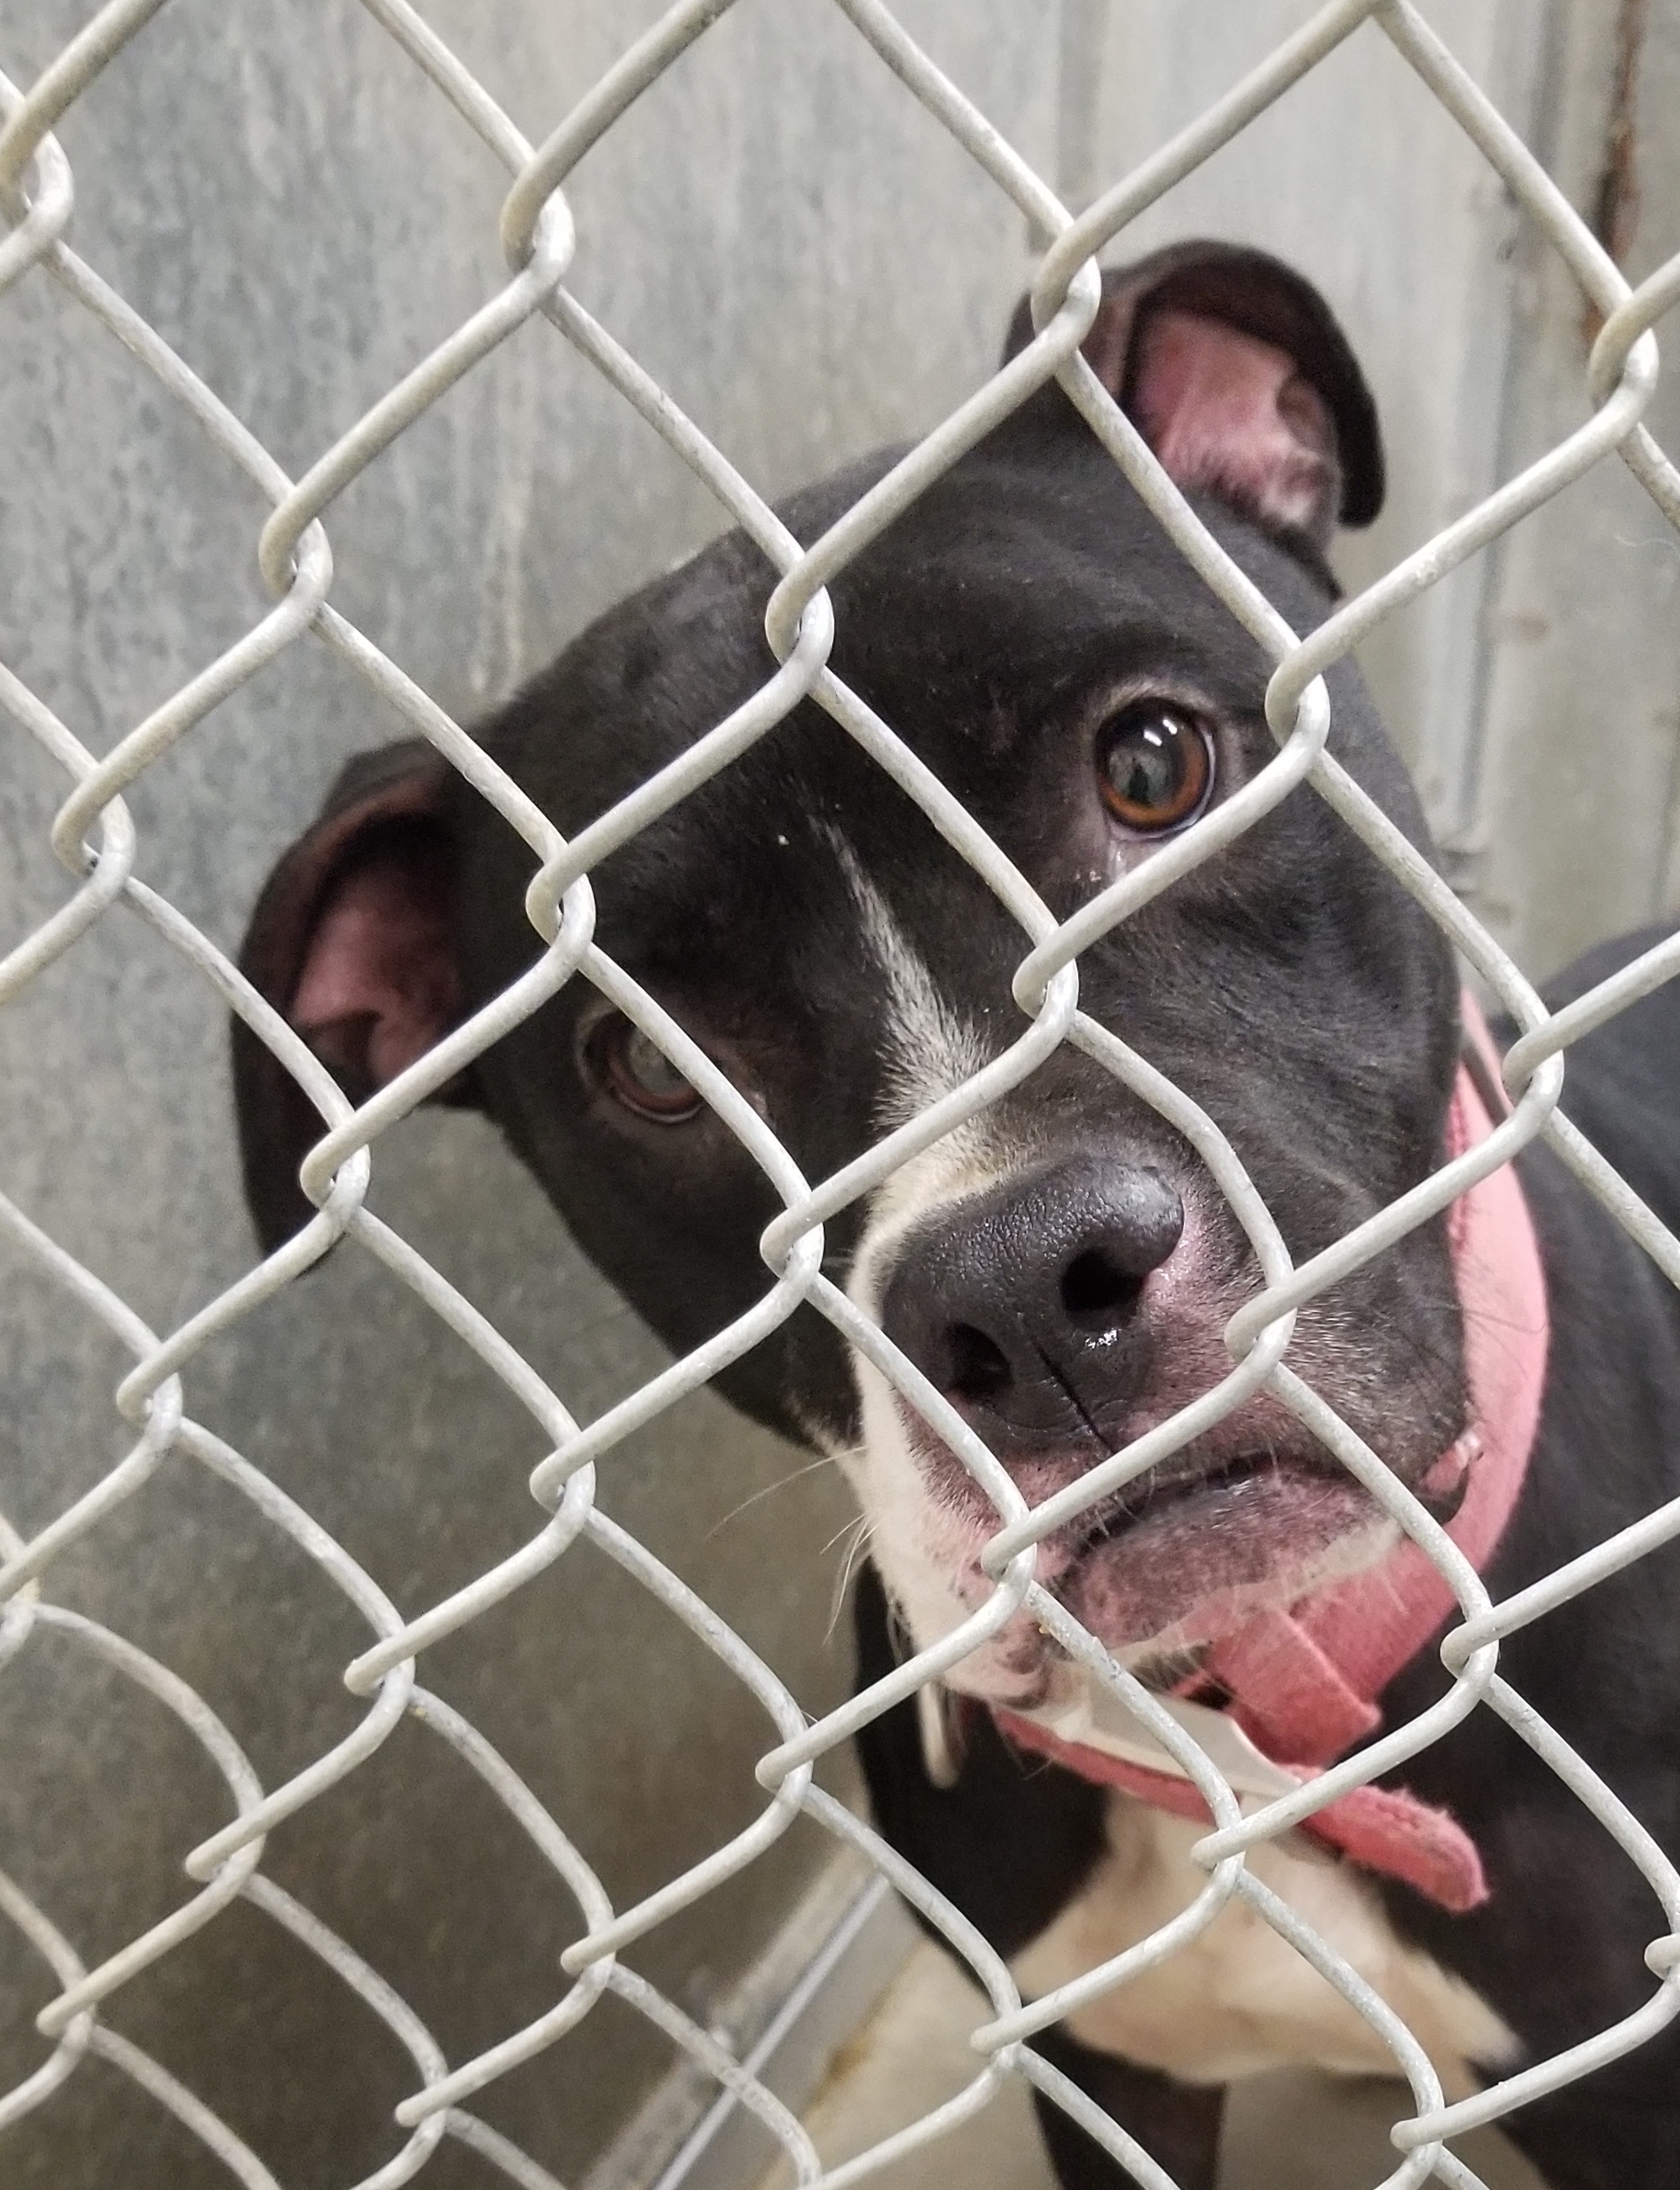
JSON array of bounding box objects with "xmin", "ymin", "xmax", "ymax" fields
[
  {"xmin": 1005, "ymin": 240, "xmax": 1383, "ymax": 549},
  {"xmin": 233, "ymin": 739, "xmax": 474, "ymax": 1253}
]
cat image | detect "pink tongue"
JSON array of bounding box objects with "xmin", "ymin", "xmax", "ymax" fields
[{"xmin": 1061, "ymin": 1468, "xmax": 1373, "ymax": 1651}]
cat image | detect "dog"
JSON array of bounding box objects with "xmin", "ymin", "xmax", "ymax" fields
[{"xmin": 235, "ymin": 241, "xmax": 1680, "ymax": 2190}]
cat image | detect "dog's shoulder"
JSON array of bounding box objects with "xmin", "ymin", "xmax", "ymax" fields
[{"xmin": 1513, "ymin": 921, "xmax": 1680, "ymax": 1241}]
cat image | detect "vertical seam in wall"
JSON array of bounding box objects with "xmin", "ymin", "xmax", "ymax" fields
[
  {"xmin": 1055, "ymin": 0, "xmax": 1108, "ymax": 214},
  {"xmin": 1445, "ymin": 0, "xmax": 1569, "ymax": 891},
  {"xmin": 1597, "ymin": 0, "xmax": 1680, "ymax": 923}
]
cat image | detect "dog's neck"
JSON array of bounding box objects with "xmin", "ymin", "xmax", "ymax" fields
[{"xmin": 992, "ymin": 994, "xmax": 1550, "ymax": 1911}]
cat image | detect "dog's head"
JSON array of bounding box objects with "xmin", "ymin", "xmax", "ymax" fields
[{"xmin": 237, "ymin": 242, "xmax": 1462, "ymax": 1703}]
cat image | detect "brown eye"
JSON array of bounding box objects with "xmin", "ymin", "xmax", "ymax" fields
[
  {"xmin": 1097, "ymin": 705, "xmax": 1214, "ymax": 834},
  {"xmin": 591, "ymin": 1016, "xmax": 705, "ymax": 1123}
]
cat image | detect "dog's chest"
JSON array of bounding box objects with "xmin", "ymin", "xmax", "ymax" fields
[{"xmin": 1009, "ymin": 1791, "xmax": 1518, "ymax": 2093}]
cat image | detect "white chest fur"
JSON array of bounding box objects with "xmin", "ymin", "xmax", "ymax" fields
[{"xmin": 1010, "ymin": 1792, "xmax": 1518, "ymax": 2096}]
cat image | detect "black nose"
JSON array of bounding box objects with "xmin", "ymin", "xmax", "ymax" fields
[{"xmin": 879, "ymin": 1158, "xmax": 1184, "ymax": 1445}]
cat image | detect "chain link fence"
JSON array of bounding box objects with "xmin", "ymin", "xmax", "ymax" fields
[{"xmin": 3, "ymin": 2, "xmax": 1680, "ymax": 2186}]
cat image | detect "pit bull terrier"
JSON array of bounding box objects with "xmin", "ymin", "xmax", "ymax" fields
[{"xmin": 237, "ymin": 241, "xmax": 1680, "ymax": 2190}]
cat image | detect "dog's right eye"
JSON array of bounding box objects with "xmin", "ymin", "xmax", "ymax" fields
[
  {"xmin": 587, "ymin": 1016, "xmax": 705, "ymax": 1124},
  {"xmin": 1097, "ymin": 703, "xmax": 1215, "ymax": 835}
]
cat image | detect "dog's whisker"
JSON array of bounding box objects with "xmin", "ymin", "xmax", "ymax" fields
[
  {"xmin": 826, "ymin": 1515, "xmax": 874, "ymax": 1641},
  {"xmin": 820, "ymin": 1509, "xmax": 870, "ymax": 1561},
  {"xmin": 701, "ymin": 1454, "xmax": 840, "ymax": 1540}
]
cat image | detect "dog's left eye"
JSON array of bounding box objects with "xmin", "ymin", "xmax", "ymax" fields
[
  {"xmin": 588, "ymin": 1016, "xmax": 705, "ymax": 1124},
  {"xmin": 1097, "ymin": 704, "xmax": 1214, "ymax": 834}
]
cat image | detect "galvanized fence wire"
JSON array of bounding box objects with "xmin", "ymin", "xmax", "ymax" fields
[{"xmin": 2, "ymin": 0, "xmax": 1680, "ymax": 2184}]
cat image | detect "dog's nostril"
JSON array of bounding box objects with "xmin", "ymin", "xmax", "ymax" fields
[
  {"xmin": 1060, "ymin": 1248, "xmax": 1140, "ymax": 1322},
  {"xmin": 946, "ymin": 1322, "xmax": 1012, "ymax": 1403},
  {"xmin": 1057, "ymin": 1176, "xmax": 1182, "ymax": 1329}
]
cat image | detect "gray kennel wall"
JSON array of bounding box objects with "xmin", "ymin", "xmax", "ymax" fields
[{"xmin": 0, "ymin": 2, "xmax": 1676, "ymax": 2186}]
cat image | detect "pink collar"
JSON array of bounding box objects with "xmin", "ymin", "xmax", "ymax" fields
[{"xmin": 994, "ymin": 997, "xmax": 1549, "ymax": 1912}]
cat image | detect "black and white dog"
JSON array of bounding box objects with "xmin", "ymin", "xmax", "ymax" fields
[{"xmin": 235, "ymin": 243, "xmax": 1680, "ymax": 2190}]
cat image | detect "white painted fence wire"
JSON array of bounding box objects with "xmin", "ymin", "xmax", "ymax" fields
[{"xmin": 2, "ymin": 3, "xmax": 1680, "ymax": 2186}]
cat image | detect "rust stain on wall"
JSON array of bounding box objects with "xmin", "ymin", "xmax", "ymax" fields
[{"xmin": 1584, "ymin": 0, "xmax": 1649, "ymax": 343}]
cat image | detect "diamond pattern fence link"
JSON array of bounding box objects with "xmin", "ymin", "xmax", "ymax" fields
[{"xmin": 2, "ymin": 2, "xmax": 1679, "ymax": 2186}]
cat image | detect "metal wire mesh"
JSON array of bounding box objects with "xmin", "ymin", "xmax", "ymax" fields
[{"xmin": 3, "ymin": 2, "xmax": 1680, "ymax": 2185}]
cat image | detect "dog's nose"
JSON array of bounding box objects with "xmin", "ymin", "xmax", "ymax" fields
[{"xmin": 879, "ymin": 1158, "xmax": 1184, "ymax": 1443}]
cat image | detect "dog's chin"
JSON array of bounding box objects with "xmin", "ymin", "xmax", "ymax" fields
[
  {"xmin": 1048, "ymin": 1457, "xmax": 1384, "ymax": 1658},
  {"xmin": 925, "ymin": 1457, "xmax": 1394, "ymax": 1707}
]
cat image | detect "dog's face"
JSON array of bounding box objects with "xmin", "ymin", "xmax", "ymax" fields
[{"xmin": 237, "ymin": 245, "xmax": 1463, "ymax": 1704}]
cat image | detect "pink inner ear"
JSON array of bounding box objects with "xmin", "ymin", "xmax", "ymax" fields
[
  {"xmin": 291, "ymin": 852, "xmax": 459, "ymax": 1087},
  {"xmin": 1131, "ymin": 306, "xmax": 1337, "ymax": 541}
]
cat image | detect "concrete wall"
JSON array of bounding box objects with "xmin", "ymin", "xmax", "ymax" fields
[{"xmin": 1, "ymin": 2, "xmax": 1675, "ymax": 2183}]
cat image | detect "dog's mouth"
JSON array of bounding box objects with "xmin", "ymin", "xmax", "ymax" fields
[{"xmin": 1040, "ymin": 1450, "xmax": 1383, "ymax": 1656}]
